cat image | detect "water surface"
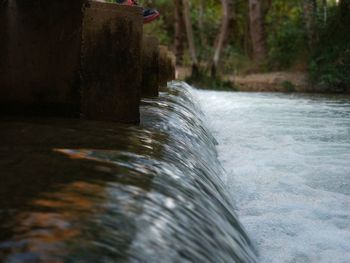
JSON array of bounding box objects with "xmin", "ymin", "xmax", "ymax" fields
[
  {"xmin": 194, "ymin": 90, "xmax": 350, "ymax": 263},
  {"xmin": 0, "ymin": 83, "xmax": 257, "ymax": 263}
]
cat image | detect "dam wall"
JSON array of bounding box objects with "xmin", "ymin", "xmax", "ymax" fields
[
  {"xmin": 81, "ymin": 2, "xmax": 143, "ymax": 123},
  {"xmin": 0, "ymin": 0, "xmax": 85, "ymax": 116},
  {"xmin": 0, "ymin": 0, "xmax": 176, "ymax": 124}
]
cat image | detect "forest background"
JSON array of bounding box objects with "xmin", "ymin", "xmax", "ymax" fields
[{"xmin": 116, "ymin": 0, "xmax": 350, "ymax": 92}]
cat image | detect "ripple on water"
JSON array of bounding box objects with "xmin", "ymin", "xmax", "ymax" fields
[{"xmin": 194, "ymin": 90, "xmax": 350, "ymax": 263}]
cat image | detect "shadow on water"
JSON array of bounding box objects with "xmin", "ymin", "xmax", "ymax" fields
[{"xmin": 0, "ymin": 82, "xmax": 258, "ymax": 263}]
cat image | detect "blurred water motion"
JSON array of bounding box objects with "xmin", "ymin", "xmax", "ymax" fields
[
  {"xmin": 0, "ymin": 82, "xmax": 257, "ymax": 263},
  {"xmin": 194, "ymin": 89, "xmax": 350, "ymax": 263}
]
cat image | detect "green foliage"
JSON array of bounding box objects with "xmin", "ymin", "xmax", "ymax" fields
[
  {"xmin": 143, "ymin": 17, "xmax": 171, "ymax": 45},
  {"xmin": 221, "ymin": 46, "xmax": 252, "ymax": 75},
  {"xmin": 185, "ymin": 70, "xmax": 236, "ymax": 91},
  {"xmin": 266, "ymin": 0, "xmax": 307, "ymax": 69},
  {"xmin": 110, "ymin": 0, "xmax": 349, "ymax": 93},
  {"xmin": 310, "ymin": 4, "xmax": 350, "ymax": 92},
  {"xmin": 267, "ymin": 20, "xmax": 306, "ymax": 69}
]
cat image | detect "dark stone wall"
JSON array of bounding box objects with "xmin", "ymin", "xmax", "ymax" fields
[
  {"xmin": 81, "ymin": 2, "xmax": 143, "ymax": 124},
  {"xmin": 0, "ymin": 0, "xmax": 86, "ymax": 116},
  {"xmin": 141, "ymin": 36, "xmax": 159, "ymax": 97}
]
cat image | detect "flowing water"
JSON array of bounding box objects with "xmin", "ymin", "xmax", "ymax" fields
[
  {"xmin": 0, "ymin": 83, "xmax": 257, "ymax": 263},
  {"xmin": 193, "ymin": 89, "xmax": 350, "ymax": 263},
  {"xmin": 1, "ymin": 82, "xmax": 349, "ymax": 263}
]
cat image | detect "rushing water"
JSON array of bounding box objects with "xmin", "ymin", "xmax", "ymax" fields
[
  {"xmin": 2, "ymin": 83, "xmax": 349, "ymax": 263},
  {"xmin": 0, "ymin": 83, "xmax": 257, "ymax": 262},
  {"xmin": 193, "ymin": 89, "xmax": 350, "ymax": 263}
]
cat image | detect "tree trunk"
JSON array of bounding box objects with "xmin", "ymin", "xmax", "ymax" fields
[
  {"xmin": 198, "ymin": 0, "xmax": 206, "ymax": 48},
  {"xmin": 174, "ymin": 0, "xmax": 185, "ymax": 65},
  {"xmin": 182, "ymin": 0, "xmax": 199, "ymax": 78},
  {"xmin": 211, "ymin": 0, "xmax": 235, "ymax": 77},
  {"xmin": 302, "ymin": 0, "xmax": 317, "ymax": 49},
  {"xmin": 249, "ymin": 0, "xmax": 266, "ymax": 63},
  {"xmin": 322, "ymin": 0, "xmax": 327, "ymax": 24}
]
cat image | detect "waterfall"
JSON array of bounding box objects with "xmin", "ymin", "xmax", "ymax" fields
[{"xmin": 0, "ymin": 82, "xmax": 258, "ymax": 263}]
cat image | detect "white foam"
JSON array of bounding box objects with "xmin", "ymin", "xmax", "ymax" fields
[{"xmin": 192, "ymin": 90, "xmax": 350, "ymax": 263}]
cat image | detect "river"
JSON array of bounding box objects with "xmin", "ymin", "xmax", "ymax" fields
[
  {"xmin": 0, "ymin": 82, "xmax": 256, "ymax": 263},
  {"xmin": 193, "ymin": 88, "xmax": 350, "ymax": 263},
  {"xmin": 0, "ymin": 82, "xmax": 349, "ymax": 262}
]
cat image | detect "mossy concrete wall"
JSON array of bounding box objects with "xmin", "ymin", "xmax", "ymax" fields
[
  {"xmin": 81, "ymin": 2, "xmax": 143, "ymax": 123},
  {"xmin": 141, "ymin": 36, "xmax": 159, "ymax": 97}
]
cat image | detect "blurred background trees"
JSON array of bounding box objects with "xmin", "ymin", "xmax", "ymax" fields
[{"xmin": 141, "ymin": 0, "xmax": 349, "ymax": 91}]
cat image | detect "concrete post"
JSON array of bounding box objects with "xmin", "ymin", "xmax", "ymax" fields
[
  {"xmin": 0, "ymin": 0, "xmax": 86, "ymax": 116},
  {"xmin": 141, "ymin": 36, "xmax": 159, "ymax": 97},
  {"xmin": 81, "ymin": 2, "xmax": 143, "ymax": 124},
  {"xmin": 0, "ymin": 1, "xmax": 8, "ymax": 88},
  {"xmin": 158, "ymin": 45, "xmax": 176, "ymax": 87},
  {"xmin": 0, "ymin": 0, "xmax": 143, "ymax": 124},
  {"xmin": 158, "ymin": 45, "xmax": 169, "ymax": 87},
  {"xmin": 167, "ymin": 51, "xmax": 176, "ymax": 81}
]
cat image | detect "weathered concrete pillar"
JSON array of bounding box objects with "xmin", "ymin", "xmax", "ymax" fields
[
  {"xmin": 141, "ymin": 36, "xmax": 159, "ymax": 97},
  {"xmin": 0, "ymin": 0, "xmax": 86, "ymax": 116},
  {"xmin": 81, "ymin": 2, "xmax": 143, "ymax": 124},
  {"xmin": 167, "ymin": 51, "xmax": 176, "ymax": 81},
  {"xmin": 158, "ymin": 45, "xmax": 169, "ymax": 87},
  {"xmin": 0, "ymin": 0, "xmax": 143, "ymax": 124},
  {"xmin": 0, "ymin": 1, "xmax": 8, "ymax": 87},
  {"xmin": 158, "ymin": 45, "xmax": 176, "ymax": 87}
]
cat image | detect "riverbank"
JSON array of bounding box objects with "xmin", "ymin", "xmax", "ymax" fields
[
  {"xmin": 177, "ymin": 66, "xmax": 350, "ymax": 93},
  {"xmin": 226, "ymin": 71, "xmax": 311, "ymax": 92},
  {"xmin": 177, "ymin": 67, "xmax": 310, "ymax": 92}
]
